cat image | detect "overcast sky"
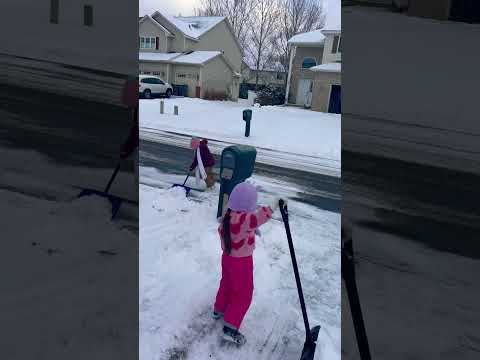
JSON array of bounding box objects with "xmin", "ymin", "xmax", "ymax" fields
[{"xmin": 140, "ymin": 0, "xmax": 201, "ymax": 17}]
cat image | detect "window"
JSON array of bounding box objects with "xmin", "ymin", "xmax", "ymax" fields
[
  {"xmin": 302, "ymin": 58, "xmax": 317, "ymax": 69},
  {"xmin": 50, "ymin": 0, "xmax": 59, "ymax": 24},
  {"xmin": 84, "ymin": 5, "xmax": 93, "ymax": 26},
  {"xmin": 140, "ymin": 37, "xmax": 156, "ymax": 49},
  {"xmin": 332, "ymin": 35, "xmax": 342, "ymax": 54}
]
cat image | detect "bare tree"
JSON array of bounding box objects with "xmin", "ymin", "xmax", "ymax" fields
[
  {"xmin": 244, "ymin": 0, "xmax": 280, "ymax": 89},
  {"xmin": 274, "ymin": 0, "xmax": 325, "ymax": 81},
  {"xmin": 196, "ymin": 0, "xmax": 257, "ymax": 50}
]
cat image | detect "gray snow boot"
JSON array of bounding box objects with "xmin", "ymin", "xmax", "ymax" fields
[{"xmin": 222, "ymin": 326, "xmax": 246, "ymax": 346}]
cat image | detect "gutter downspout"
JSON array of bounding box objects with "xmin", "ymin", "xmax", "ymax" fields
[{"xmin": 285, "ymin": 44, "xmax": 296, "ymax": 105}]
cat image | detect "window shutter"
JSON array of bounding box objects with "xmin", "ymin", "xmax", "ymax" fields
[{"xmin": 156, "ymin": 37, "xmax": 159, "ymax": 50}]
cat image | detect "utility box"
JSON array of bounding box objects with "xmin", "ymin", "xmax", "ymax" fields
[{"xmin": 217, "ymin": 145, "xmax": 257, "ymax": 218}]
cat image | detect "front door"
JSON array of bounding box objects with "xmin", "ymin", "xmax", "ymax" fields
[
  {"xmin": 328, "ymin": 85, "xmax": 341, "ymax": 114},
  {"xmin": 296, "ymin": 79, "xmax": 313, "ymax": 107}
]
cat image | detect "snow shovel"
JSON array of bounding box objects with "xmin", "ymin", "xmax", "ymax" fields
[
  {"xmin": 171, "ymin": 171, "xmax": 193, "ymax": 196},
  {"xmin": 279, "ymin": 199, "xmax": 321, "ymax": 360},
  {"xmin": 78, "ymin": 162, "xmax": 124, "ymax": 220}
]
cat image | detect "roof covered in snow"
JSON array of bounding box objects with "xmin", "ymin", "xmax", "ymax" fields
[
  {"xmin": 172, "ymin": 51, "xmax": 222, "ymax": 65},
  {"xmin": 159, "ymin": 13, "xmax": 225, "ymax": 40},
  {"xmin": 139, "ymin": 52, "xmax": 182, "ymax": 61},
  {"xmin": 288, "ymin": 29, "xmax": 326, "ymax": 45},
  {"xmin": 139, "ymin": 51, "xmax": 222, "ymax": 66},
  {"xmin": 322, "ymin": 0, "xmax": 341, "ymax": 32},
  {"xmin": 311, "ymin": 62, "xmax": 341, "ymax": 73}
]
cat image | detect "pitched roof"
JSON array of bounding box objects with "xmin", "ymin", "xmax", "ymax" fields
[
  {"xmin": 140, "ymin": 15, "xmax": 174, "ymax": 36},
  {"xmin": 152, "ymin": 11, "xmax": 225, "ymax": 40},
  {"xmin": 288, "ymin": 29, "xmax": 326, "ymax": 45}
]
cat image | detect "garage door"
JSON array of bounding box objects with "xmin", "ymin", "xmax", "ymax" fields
[{"xmin": 328, "ymin": 85, "xmax": 341, "ymax": 114}]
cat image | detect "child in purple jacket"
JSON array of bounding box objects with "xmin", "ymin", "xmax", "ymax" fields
[{"xmin": 189, "ymin": 138, "xmax": 216, "ymax": 189}]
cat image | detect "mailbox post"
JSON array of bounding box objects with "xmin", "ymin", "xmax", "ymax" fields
[
  {"xmin": 217, "ymin": 145, "xmax": 257, "ymax": 219},
  {"xmin": 243, "ymin": 109, "xmax": 252, "ymax": 137}
]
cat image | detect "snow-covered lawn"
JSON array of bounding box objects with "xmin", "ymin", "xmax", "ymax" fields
[
  {"xmin": 139, "ymin": 168, "xmax": 340, "ymax": 360},
  {"xmin": 140, "ymin": 98, "xmax": 341, "ymax": 163},
  {"xmin": 1, "ymin": 146, "xmax": 137, "ymax": 358}
]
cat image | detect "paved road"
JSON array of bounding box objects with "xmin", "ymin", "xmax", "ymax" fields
[{"xmin": 140, "ymin": 139, "xmax": 341, "ymax": 213}]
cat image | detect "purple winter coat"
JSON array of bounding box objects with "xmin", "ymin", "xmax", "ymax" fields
[{"xmin": 190, "ymin": 139, "xmax": 215, "ymax": 170}]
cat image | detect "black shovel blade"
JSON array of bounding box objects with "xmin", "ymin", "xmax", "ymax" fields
[
  {"xmin": 171, "ymin": 184, "xmax": 192, "ymax": 196},
  {"xmin": 300, "ymin": 325, "xmax": 321, "ymax": 360},
  {"xmin": 77, "ymin": 189, "xmax": 123, "ymax": 219}
]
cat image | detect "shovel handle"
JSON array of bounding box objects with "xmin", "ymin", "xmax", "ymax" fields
[
  {"xmin": 182, "ymin": 171, "xmax": 191, "ymax": 186},
  {"xmin": 279, "ymin": 200, "xmax": 313, "ymax": 342},
  {"xmin": 104, "ymin": 163, "xmax": 121, "ymax": 194}
]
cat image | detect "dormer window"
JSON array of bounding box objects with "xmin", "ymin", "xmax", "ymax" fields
[
  {"xmin": 140, "ymin": 36, "xmax": 157, "ymax": 49},
  {"xmin": 332, "ymin": 35, "xmax": 342, "ymax": 54},
  {"xmin": 302, "ymin": 58, "xmax": 317, "ymax": 69}
]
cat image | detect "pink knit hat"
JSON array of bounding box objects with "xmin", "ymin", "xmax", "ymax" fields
[{"xmin": 190, "ymin": 137, "xmax": 200, "ymax": 150}]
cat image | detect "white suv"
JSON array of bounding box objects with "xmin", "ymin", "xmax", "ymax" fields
[{"xmin": 139, "ymin": 75, "xmax": 173, "ymax": 99}]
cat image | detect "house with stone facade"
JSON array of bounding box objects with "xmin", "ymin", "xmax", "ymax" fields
[{"xmin": 139, "ymin": 11, "xmax": 242, "ymax": 100}]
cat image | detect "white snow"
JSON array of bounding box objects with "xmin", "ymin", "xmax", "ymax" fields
[
  {"xmin": 311, "ymin": 62, "xmax": 341, "ymax": 73},
  {"xmin": 139, "ymin": 51, "xmax": 222, "ymax": 65},
  {"xmin": 343, "ymin": 225, "xmax": 480, "ymax": 360},
  {"xmin": 288, "ymin": 30, "xmax": 326, "ymax": 45},
  {"xmin": 160, "ymin": 12, "xmax": 225, "ymax": 40},
  {"xmin": 139, "ymin": 52, "xmax": 183, "ymax": 62},
  {"xmin": 0, "ymin": 146, "xmax": 137, "ymax": 358},
  {"xmin": 140, "ymin": 98, "xmax": 341, "ymax": 176},
  {"xmin": 172, "ymin": 51, "xmax": 222, "ymax": 65},
  {"xmin": 139, "ymin": 167, "xmax": 340, "ymax": 360}
]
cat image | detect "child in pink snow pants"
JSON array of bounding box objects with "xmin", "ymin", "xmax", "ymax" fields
[{"xmin": 213, "ymin": 181, "xmax": 285, "ymax": 345}]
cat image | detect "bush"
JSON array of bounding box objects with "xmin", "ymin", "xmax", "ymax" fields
[
  {"xmin": 254, "ymin": 85, "xmax": 285, "ymax": 106},
  {"xmin": 203, "ymin": 89, "xmax": 227, "ymax": 101}
]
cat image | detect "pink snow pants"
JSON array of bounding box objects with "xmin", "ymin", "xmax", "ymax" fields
[{"xmin": 214, "ymin": 253, "xmax": 254, "ymax": 330}]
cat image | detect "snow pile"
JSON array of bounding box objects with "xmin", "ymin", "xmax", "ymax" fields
[
  {"xmin": 139, "ymin": 168, "xmax": 340, "ymax": 360},
  {"xmin": 140, "ymin": 98, "xmax": 341, "ymax": 163},
  {"xmin": 311, "ymin": 62, "xmax": 341, "ymax": 73}
]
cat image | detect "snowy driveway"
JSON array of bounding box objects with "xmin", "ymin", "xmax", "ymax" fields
[{"xmin": 139, "ymin": 165, "xmax": 340, "ymax": 360}]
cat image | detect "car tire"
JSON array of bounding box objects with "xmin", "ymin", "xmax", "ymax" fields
[
  {"xmin": 143, "ymin": 89, "xmax": 152, "ymax": 99},
  {"xmin": 165, "ymin": 89, "xmax": 172, "ymax": 98}
]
